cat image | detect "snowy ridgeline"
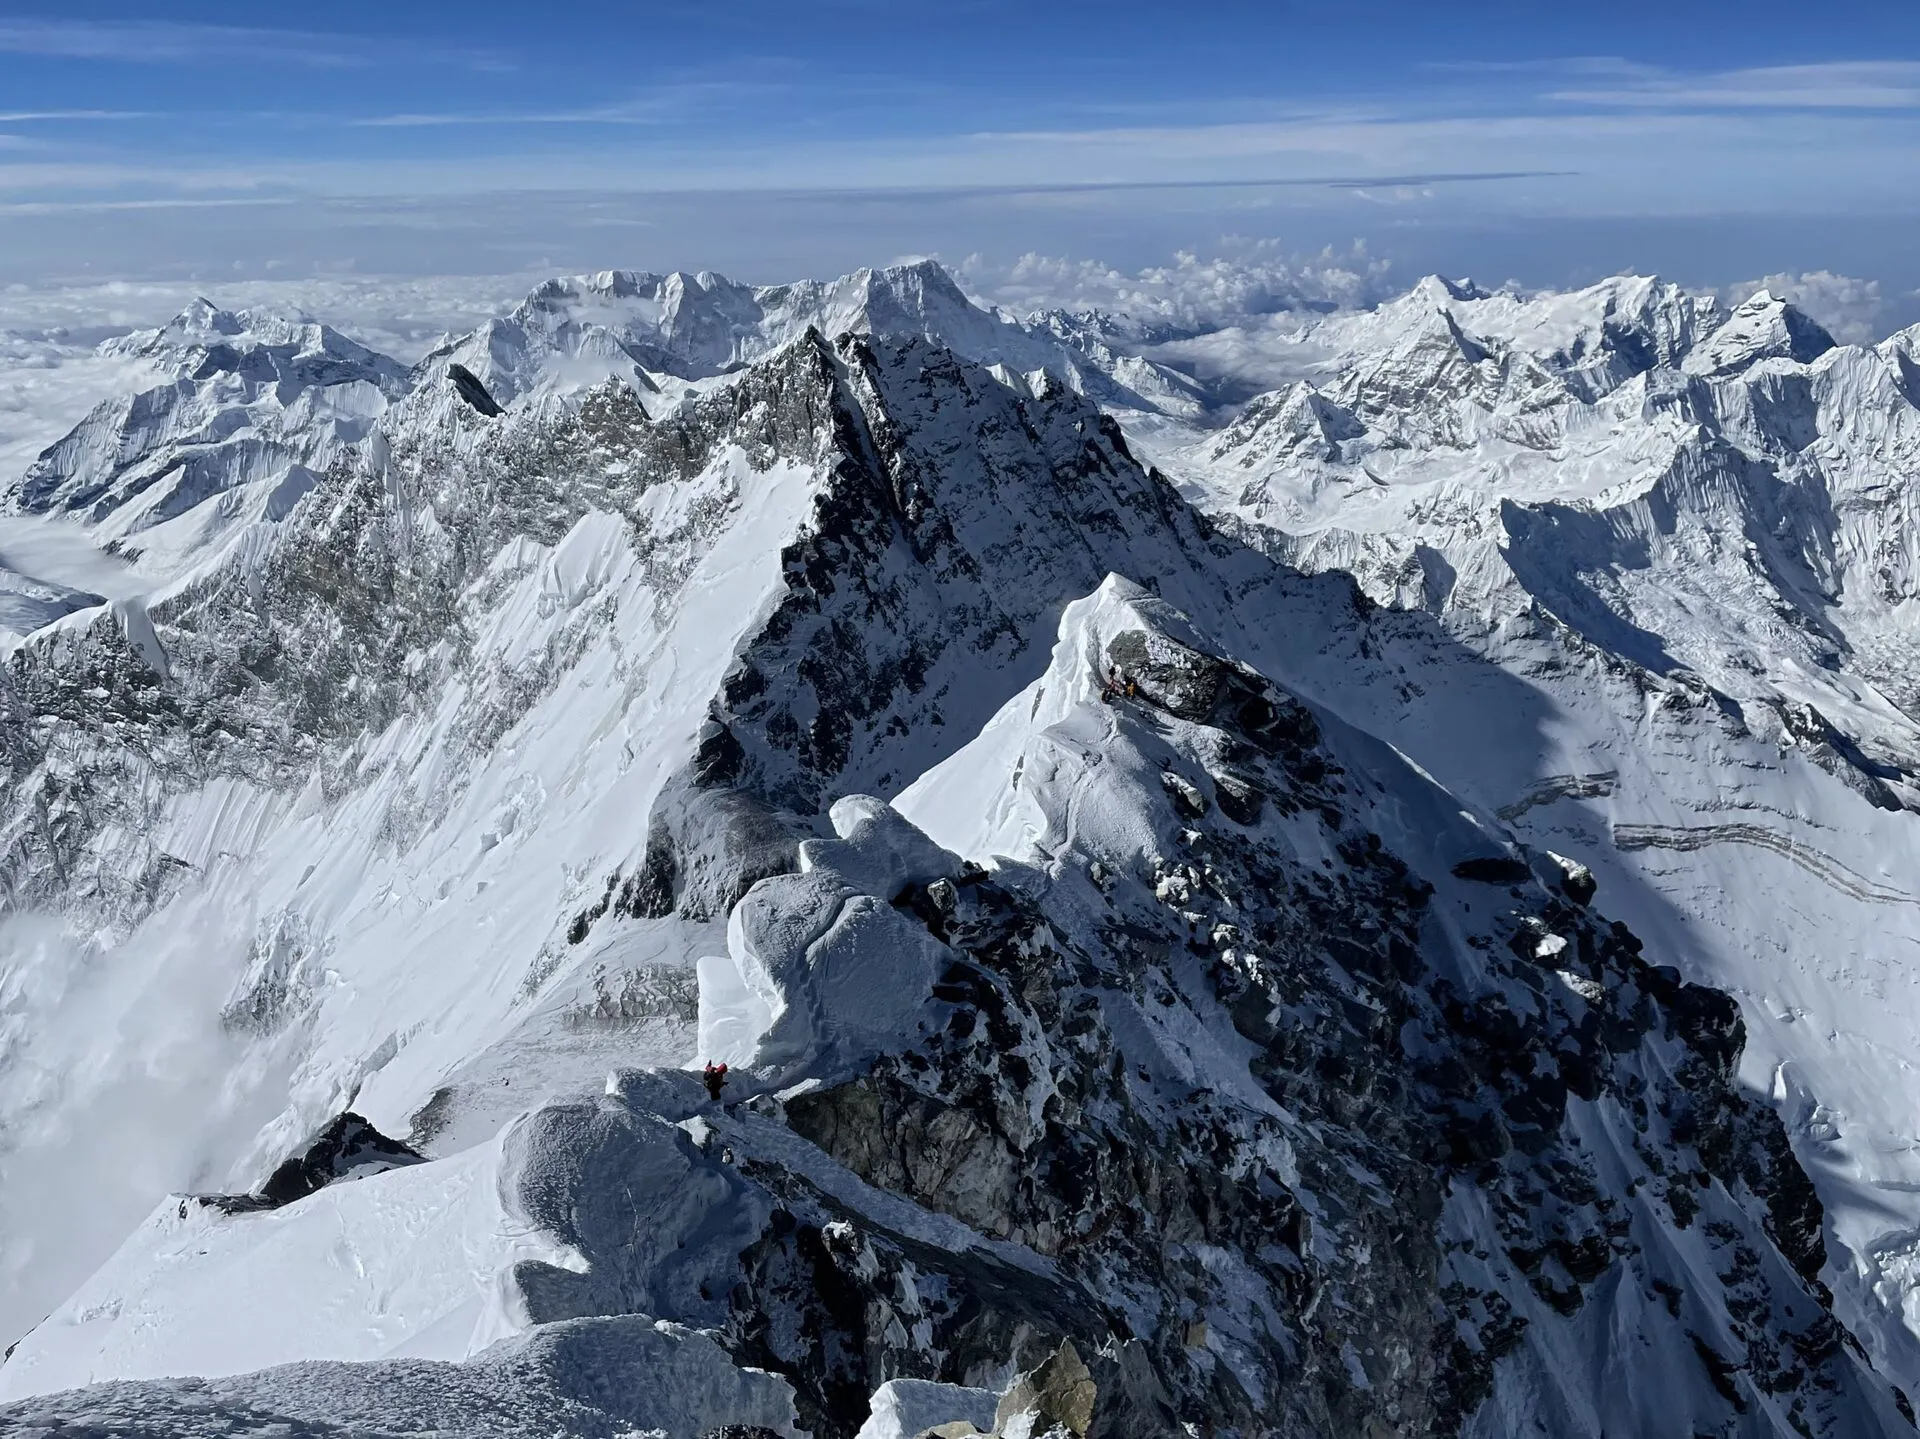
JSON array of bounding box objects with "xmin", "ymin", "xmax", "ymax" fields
[{"xmin": 1, "ymin": 261, "xmax": 1919, "ymax": 1437}]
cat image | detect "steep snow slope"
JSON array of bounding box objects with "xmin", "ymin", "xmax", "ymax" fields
[
  {"xmin": 0, "ymin": 313, "xmax": 1219, "ymax": 1368},
  {"xmin": 12, "ymin": 550, "xmax": 1907, "ymax": 1434},
  {"xmin": 2, "ymin": 261, "xmax": 1919, "ymax": 1436},
  {"xmin": 1119, "ymin": 270, "xmax": 1920, "ymax": 1395},
  {"xmin": 0, "ymin": 332, "xmax": 164, "ymax": 637},
  {"xmin": 0, "ymin": 386, "xmax": 823, "ymax": 1338},
  {"xmin": 0, "ymin": 333, "xmax": 161, "ymax": 490}
]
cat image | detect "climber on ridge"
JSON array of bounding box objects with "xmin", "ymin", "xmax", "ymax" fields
[{"xmin": 702, "ymin": 1061, "xmax": 729, "ymax": 1103}]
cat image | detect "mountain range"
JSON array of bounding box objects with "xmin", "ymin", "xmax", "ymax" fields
[{"xmin": 2, "ymin": 257, "xmax": 1920, "ymax": 1437}]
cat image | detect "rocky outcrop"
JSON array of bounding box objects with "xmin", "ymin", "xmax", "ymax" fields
[
  {"xmin": 192, "ymin": 1112, "xmax": 423, "ymax": 1215},
  {"xmin": 692, "ymin": 590, "xmax": 1906, "ymax": 1436}
]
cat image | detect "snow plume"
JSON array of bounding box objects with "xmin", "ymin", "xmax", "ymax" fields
[
  {"xmin": 1718, "ymin": 270, "xmax": 1893, "ymax": 346},
  {"xmin": 957, "ymin": 239, "xmax": 1396, "ymax": 331},
  {"xmin": 0, "ymin": 907, "xmax": 288, "ymax": 1349}
]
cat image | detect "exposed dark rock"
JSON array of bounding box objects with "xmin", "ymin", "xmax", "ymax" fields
[
  {"xmin": 1547, "ymin": 852, "xmax": 1598, "ymax": 904},
  {"xmin": 1107, "ymin": 629, "xmax": 1225, "ymax": 719},
  {"xmin": 447, "ymin": 361, "xmax": 503, "ymax": 416},
  {"xmin": 191, "ymin": 1113, "xmax": 423, "ymax": 1215},
  {"xmin": 1208, "ymin": 769, "xmax": 1264, "ymax": 825},
  {"xmin": 1451, "ymin": 855, "xmax": 1532, "ymax": 885},
  {"xmin": 1159, "ymin": 770, "xmax": 1208, "ymax": 818},
  {"xmin": 995, "ymin": 1340, "xmax": 1096, "ymax": 1436},
  {"xmin": 1693, "ymin": 1331, "xmax": 1750, "ymax": 1412}
]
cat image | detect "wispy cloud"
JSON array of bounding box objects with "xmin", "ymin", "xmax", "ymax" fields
[
  {"xmin": 0, "ymin": 105, "xmax": 1906, "ymax": 210},
  {"xmin": 0, "ymin": 65, "xmax": 1912, "ymax": 237},
  {"xmin": 1424, "ymin": 57, "xmax": 1920, "ymax": 112},
  {"xmin": 0, "ymin": 161, "xmax": 290, "ymax": 195},
  {"xmin": 0, "ymin": 196, "xmax": 300, "ymax": 215},
  {"xmin": 356, "ymin": 103, "xmax": 700, "ymax": 129},
  {"xmin": 1551, "ymin": 60, "xmax": 1920, "ymax": 110},
  {"xmin": 0, "ymin": 110, "xmax": 153, "ymax": 122},
  {"xmin": 802, "ymin": 171, "xmax": 1569, "ymax": 200},
  {"xmin": 352, "ymin": 78, "xmax": 789, "ymax": 128},
  {"xmin": 960, "ymin": 239, "xmax": 1396, "ymax": 327},
  {"xmin": 1427, "ymin": 57, "xmax": 1656, "ymax": 78},
  {"xmin": 0, "ymin": 18, "xmax": 496, "ymax": 70},
  {"xmin": 1717, "ymin": 270, "xmax": 1890, "ymax": 344}
]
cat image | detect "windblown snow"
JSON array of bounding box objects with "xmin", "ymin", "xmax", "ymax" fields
[{"xmin": 2, "ymin": 255, "xmax": 1920, "ymax": 1438}]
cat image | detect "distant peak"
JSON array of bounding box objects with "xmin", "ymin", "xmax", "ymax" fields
[
  {"xmin": 866, "ymin": 258, "xmax": 966, "ymax": 296},
  {"xmin": 1686, "ymin": 287, "xmax": 1836, "ymax": 377},
  {"xmin": 583, "ymin": 269, "xmax": 649, "ymax": 298},
  {"xmin": 523, "ymin": 269, "xmax": 668, "ymax": 311},
  {"xmin": 1410, "ymin": 274, "xmax": 1487, "ymax": 305},
  {"xmin": 172, "ymin": 297, "xmax": 244, "ymax": 335},
  {"xmin": 889, "ymin": 257, "xmax": 954, "ymax": 280}
]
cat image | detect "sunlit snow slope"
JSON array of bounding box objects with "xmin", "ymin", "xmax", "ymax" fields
[
  {"xmin": 1117, "ymin": 271, "xmax": 1920, "ymax": 1395},
  {"xmin": 0, "ymin": 260, "xmax": 1918, "ymax": 1438}
]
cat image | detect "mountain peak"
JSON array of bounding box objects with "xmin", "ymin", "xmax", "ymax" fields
[
  {"xmin": 1410, "ymin": 273, "xmax": 1488, "ymax": 306},
  {"xmin": 428, "ymin": 257, "xmax": 1107, "ymax": 410},
  {"xmin": 176, "ymin": 296, "xmax": 240, "ymax": 333},
  {"xmin": 1686, "ymin": 287, "xmax": 1837, "ymax": 377},
  {"xmin": 96, "ymin": 298, "xmax": 395, "ymax": 379}
]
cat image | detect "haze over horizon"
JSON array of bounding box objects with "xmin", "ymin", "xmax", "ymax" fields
[{"xmin": 0, "ymin": 0, "xmax": 1917, "ymax": 324}]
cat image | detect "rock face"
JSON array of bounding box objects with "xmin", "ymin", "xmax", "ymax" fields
[
  {"xmin": 1134, "ymin": 267, "xmax": 1920, "ymax": 1394},
  {"xmin": 195, "ymin": 1112, "xmax": 424, "ymax": 1214},
  {"xmin": 0, "ymin": 263, "xmax": 1916, "ymax": 1438},
  {"xmin": 994, "ymin": 1342, "xmax": 1096, "ymax": 1437}
]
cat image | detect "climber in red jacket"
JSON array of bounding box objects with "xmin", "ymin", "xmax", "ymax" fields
[{"xmin": 702, "ymin": 1061, "xmax": 729, "ymax": 1103}]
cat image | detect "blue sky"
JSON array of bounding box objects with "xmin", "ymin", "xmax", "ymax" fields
[{"xmin": 0, "ymin": 2, "xmax": 1917, "ymax": 294}]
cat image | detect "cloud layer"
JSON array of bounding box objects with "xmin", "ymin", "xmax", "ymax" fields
[{"xmin": 960, "ymin": 241, "xmax": 1398, "ymax": 328}]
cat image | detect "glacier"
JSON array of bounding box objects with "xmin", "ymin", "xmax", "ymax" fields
[{"xmin": 0, "ymin": 256, "xmax": 1917, "ymax": 1436}]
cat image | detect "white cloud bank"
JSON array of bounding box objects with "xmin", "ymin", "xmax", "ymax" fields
[{"xmin": 959, "ymin": 240, "xmax": 1397, "ymax": 328}]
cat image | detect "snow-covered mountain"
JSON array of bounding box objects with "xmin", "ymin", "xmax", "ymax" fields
[
  {"xmin": 424, "ymin": 260, "xmax": 1207, "ymax": 418},
  {"xmin": 2, "ymin": 259, "xmax": 1920, "ymax": 1437},
  {"xmin": 1122, "ymin": 268, "xmax": 1920, "ymax": 1402},
  {"xmin": 14, "ymin": 300, "xmax": 408, "ymax": 582}
]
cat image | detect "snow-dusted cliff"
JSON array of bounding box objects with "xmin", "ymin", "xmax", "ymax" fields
[{"xmin": 2, "ymin": 260, "xmax": 1920, "ymax": 1437}]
